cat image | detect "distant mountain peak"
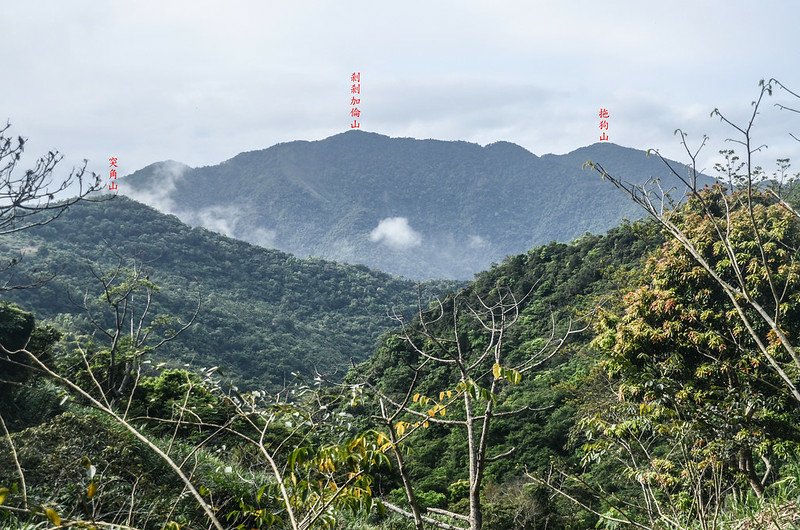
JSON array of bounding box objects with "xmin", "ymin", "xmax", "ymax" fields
[
  {"xmin": 559, "ymin": 142, "xmax": 647, "ymax": 158},
  {"xmin": 483, "ymin": 140, "xmax": 536, "ymax": 157},
  {"xmin": 130, "ymin": 159, "xmax": 192, "ymax": 173}
]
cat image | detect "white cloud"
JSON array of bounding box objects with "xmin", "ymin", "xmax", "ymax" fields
[
  {"xmin": 121, "ymin": 161, "xmax": 187, "ymax": 214},
  {"xmin": 250, "ymin": 226, "xmax": 278, "ymax": 248},
  {"xmin": 370, "ymin": 217, "xmax": 422, "ymax": 250},
  {"xmin": 192, "ymin": 206, "xmax": 238, "ymax": 237},
  {"xmin": 468, "ymin": 235, "xmax": 488, "ymax": 249},
  {"xmin": 187, "ymin": 204, "xmax": 280, "ymax": 249}
]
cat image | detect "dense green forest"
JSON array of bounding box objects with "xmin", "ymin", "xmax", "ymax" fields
[
  {"xmin": 0, "ymin": 197, "xmax": 456, "ymax": 389},
  {"xmin": 343, "ymin": 217, "xmax": 664, "ymax": 529}
]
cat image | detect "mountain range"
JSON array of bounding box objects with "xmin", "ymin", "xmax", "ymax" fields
[{"xmin": 122, "ymin": 131, "xmax": 705, "ymax": 279}]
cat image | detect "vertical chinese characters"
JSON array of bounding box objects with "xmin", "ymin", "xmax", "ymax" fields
[
  {"xmin": 350, "ymin": 72, "xmax": 361, "ymax": 129},
  {"xmin": 108, "ymin": 156, "xmax": 119, "ymax": 191},
  {"xmin": 599, "ymin": 108, "xmax": 610, "ymax": 141}
]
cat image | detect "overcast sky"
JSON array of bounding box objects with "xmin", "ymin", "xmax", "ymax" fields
[{"xmin": 3, "ymin": 1, "xmax": 800, "ymax": 182}]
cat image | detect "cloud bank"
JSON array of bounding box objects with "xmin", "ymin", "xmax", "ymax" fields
[
  {"xmin": 370, "ymin": 217, "xmax": 422, "ymax": 250},
  {"xmin": 121, "ymin": 161, "xmax": 187, "ymax": 214}
]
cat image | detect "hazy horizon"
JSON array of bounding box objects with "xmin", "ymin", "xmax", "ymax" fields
[{"xmin": 3, "ymin": 1, "xmax": 800, "ymax": 182}]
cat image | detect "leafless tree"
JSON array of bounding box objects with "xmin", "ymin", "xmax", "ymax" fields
[
  {"xmin": 1, "ymin": 281, "xmax": 388, "ymax": 529},
  {"xmin": 76, "ymin": 256, "xmax": 200, "ymax": 405},
  {"xmin": 0, "ymin": 121, "xmax": 106, "ymax": 291},
  {"xmin": 363, "ymin": 286, "xmax": 580, "ymax": 530},
  {"xmin": 0, "ymin": 264, "xmax": 220, "ymax": 529},
  {"xmin": 0, "ymin": 121, "xmax": 105, "ymax": 234}
]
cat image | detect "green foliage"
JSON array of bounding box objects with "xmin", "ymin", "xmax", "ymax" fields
[
  {"xmin": 130, "ymin": 368, "xmax": 235, "ymax": 440},
  {"xmin": 481, "ymin": 482, "xmax": 548, "ymax": 530},
  {"xmin": 413, "ymin": 490, "xmax": 447, "ymax": 510},
  {"xmin": 0, "ymin": 303, "xmax": 63, "ymax": 430},
  {"xmin": 351, "ymin": 219, "xmax": 663, "ymax": 528},
  {"xmin": 0, "ymin": 407, "xmax": 276, "ymax": 529},
  {"xmin": 0, "ymin": 302, "xmax": 36, "ymax": 383},
  {"xmin": 581, "ymin": 187, "xmax": 800, "ymax": 524},
  {"xmin": 0, "ymin": 197, "xmax": 456, "ymax": 390}
]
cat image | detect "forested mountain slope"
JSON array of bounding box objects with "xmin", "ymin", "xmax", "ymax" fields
[
  {"xmin": 0, "ymin": 196, "xmax": 454, "ymax": 388},
  {"xmin": 123, "ymin": 131, "xmax": 705, "ymax": 279},
  {"xmin": 345, "ymin": 218, "xmax": 665, "ymax": 527}
]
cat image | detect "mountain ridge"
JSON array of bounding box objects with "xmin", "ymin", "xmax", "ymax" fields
[{"xmin": 122, "ymin": 131, "xmax": 707, "ymax": 279}]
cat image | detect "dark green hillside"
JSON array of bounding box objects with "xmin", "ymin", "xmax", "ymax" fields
[
  {"xmin": 123, "ymin": 132, "xmax": 707, "ymax": 279},
  {"xmin": 348, "ymin": 218, "xmax": 665, "ymax": 526},
  {"xmin": 0, "ymin": 196, "xmax": 455, "ymax": 389}
]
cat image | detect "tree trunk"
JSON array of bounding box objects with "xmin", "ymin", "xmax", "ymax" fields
[
  {"xmin": 739, "ymin": 448, "xmax": 764, "ymax": 498},
  {"xmin": 464, "ymin": 391, "xmax": 481, "ymax": 530},
  {"xmin": 390, "ymin": 428, "xmax": 425, "ymax": 530},
  {"xmin": 468, "ymin": 484, "xmax": 482, "ymax": 530}
]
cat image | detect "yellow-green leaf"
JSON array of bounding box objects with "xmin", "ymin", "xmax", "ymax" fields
[
  {"xmin": 45, "ymin": 507, "xmax": 61, "ymax": 527},
  {"xmin": 492, "ymin": 363, "xmax": 502, "ymax": 379},
  {"xmin": 376, "ymin": 432, "xmax": 390, "ymax": 446},
  {"xmin": 0, "ymin": 487, "xmax": 8, "ymax": 505},
  {"xmin": 395, "ymin": 421, "xmax": 407, "ymax": 437}
]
